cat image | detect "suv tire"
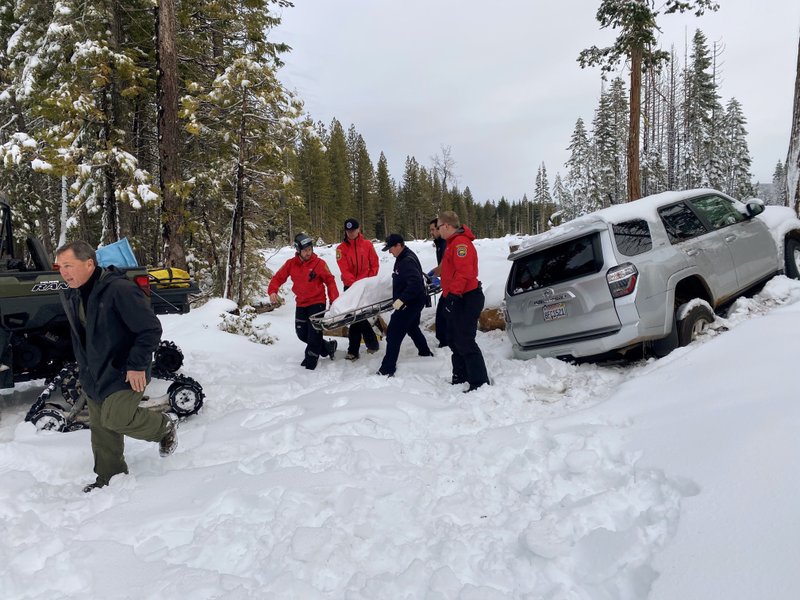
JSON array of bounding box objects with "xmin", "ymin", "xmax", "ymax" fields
[
  {"xmin": 677, "ymin": 303, "xmax": 714, "ymax": 347},
  {"xmin": 785, "ymin": 238, "xmax": 800, "ymax": 279}
]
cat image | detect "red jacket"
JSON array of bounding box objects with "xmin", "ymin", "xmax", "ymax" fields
[
  {"xmin": 267, "ymin": 253, "xmax": 339, "ymax": 307},
  {"xmin": 440, "ymin": 225, "xmax": 480, "ymax": 297},
  {"xmin": 336, "ymin": 234, "xmax": 378, "ymax": 288}
]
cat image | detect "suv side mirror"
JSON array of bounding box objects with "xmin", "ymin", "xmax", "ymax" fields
[{"xmin": 744, "ymin": 199, "xmax": 765, "ymax": 218}]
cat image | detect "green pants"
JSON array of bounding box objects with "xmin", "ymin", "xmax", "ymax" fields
[{"xmin": 86, "ymin": 389, "xmax": 169, "ymax": 486}]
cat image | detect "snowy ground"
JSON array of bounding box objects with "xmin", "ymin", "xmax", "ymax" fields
[{"xmin": 1, "ymin": 236, "xmax": 799, "ymax": 599}]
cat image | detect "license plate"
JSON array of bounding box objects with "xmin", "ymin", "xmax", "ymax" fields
[{"xmin": 543, "ymin": 302, "xmax": 567, "ymax": 322}]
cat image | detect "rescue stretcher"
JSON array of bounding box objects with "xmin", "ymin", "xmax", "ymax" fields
[{"xmin": 310, "ymin": 283, "xmax": 441, "ymax": 331}]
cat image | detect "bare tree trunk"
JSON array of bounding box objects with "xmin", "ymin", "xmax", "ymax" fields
[
  {"xmin": 156, "ymin": 0, "xmax": 186, "ymax": 268},
  {"xmin": 201, "ymin": 210, "xmax": 220, "ymax": 274},
  {"xmin": 100, "ymin": 86, "xmax": 118, "ymax": 245},
  {"xmin": 58, "ymin": 176, "xmax": 69, "ymax": 248},
  {"xmin": 225, "ymin": 95, "xmax": 248, "ymax": 303},
  {"xmin": 641, "ymin": 69, "xmax": 650, "ymax": 197},
  {"xmin": 627, "ymin": 45, "xmax": 642, "ymax": 201},
  {"xmin": 236, "ymin": 192, "xmax": 246, "ymax": 304},
  {"xmin": 37, "ymin": 183, "xmax": 53, "ymax": 257},
  {"xmin": 667, "ymin": 51, "xmax": 677, "ymax": 190},
  {"xmin": 788, "ymin": 34, "xmax": 800, "ymax": 216},
  {"xmin": 433, "ymin": 145, "xmax": 456, "ymax": 207},
  {"xmin": 223, "ymin": 190, "xmax": 241, "ymax": 302}
]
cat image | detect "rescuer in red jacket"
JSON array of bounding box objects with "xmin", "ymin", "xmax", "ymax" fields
[
  {"xmin": 437, "ymin": 211, "xmax": 490, "ymax": 392},
  {"xmin": 268, "ymin": 233, "xmax": 340, "ymax": 370},
  {"xmin": 336, "ymin": 218, "xmax": 380, "ymax": 360}
]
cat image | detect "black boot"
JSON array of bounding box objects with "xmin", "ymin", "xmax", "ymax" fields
[
  {"xmin": 82, "ymin": 481, "xmax": 104, "ymax": 493},
  {"xmin": 326, "ymin": 339, "xmax": 338, "ymax": 359},
  {"xmin": 464, "ymin": 381, "xmax": 489, "ymax": 393},
  {"xmin": 159, "ymin": 413, "xmax": 179, "ymax": 457}
]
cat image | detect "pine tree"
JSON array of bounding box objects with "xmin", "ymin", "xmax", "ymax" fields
[
  {"xmin": 682, "ymin": 29, "xmax": 722, "ymax": 190},
  {"xmin": 460, "ymin": 187, "xmax": 475, "ymax": 227},
  {"xmin": 180, "ymin": 0, "xmax": 301, "ymax": 302},
  {"xmin": 496, "ymin": 197, "xmax": 511, "ymax": 236},
  {"xmin": 551, "ymin": 172, "xmax": 571, "ymax": 226},
  {"xmin": 416, "ymin": 165, "xmax": 435, "ymax": 238},
  {"xmin": 579, "ymin": 0, "xmax": 718, "ymax": 201},
  {"xmin": 702, "ymin": 39, "xmax": 727, "ymax": 191},
  {"xmin": 533, "ymin": 163, "xmax": 553, "ymax": 233},
  {"xmin": 398, "ymin": 156, "xmax": 421, "ymax": 238},
  {"xmin": 771, "ymin": 161, "xmax": 787, "ymax": 206},
  {"xmin": 720, "ymin": 97, "xmax": 754, "ymax": 199},
  {"xmin": 592, "ymin": 77, "xmax": 628, "ymax": 205},
  {"xmin": 352, "ymin": 134, "xmax": 376, "ymax": 237},
  {"xmin": 1, "ymin": 0, "xmax": 159, "ymax": 249},
  {"xmin": 374, "ymin": 152, "xmax": 395, "ymax": 239},
  {"xmin": 564, "ymin": 118, "xmax": 595, "ymax": 218},
  {"xmin": 0, "ymin": 0, "xmax": 302, "ymax": 300},
  {"xmin": 183, "ymin": 56, "xmax": 300, "ymax": 302},
  {"xmin": 325, "ymin": 118, "xmax": 352, "ymax": 241},
  {"xmin": 294, "ymin": 120, "xmax": 331, "ymax": 236}
]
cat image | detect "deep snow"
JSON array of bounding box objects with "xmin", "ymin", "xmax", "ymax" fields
[{"xmin": 1, "ymin": 235, "xmax": 799, "ymax": 600}]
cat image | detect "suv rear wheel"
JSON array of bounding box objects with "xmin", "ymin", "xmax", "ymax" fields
[{"xmin": 677, "ymin": 302, "xmax": 714, "ymax": 346}]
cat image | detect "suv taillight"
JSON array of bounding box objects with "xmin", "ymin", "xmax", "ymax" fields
[
  {"xmin": 606, "ymin": 263, "xmax": 638, "ymax": 298},
  {"xmin": 134, "ymin": 274, "xmax": 152, "ymax": 297}
]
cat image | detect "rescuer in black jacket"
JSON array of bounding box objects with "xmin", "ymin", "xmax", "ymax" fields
[
  {"xmin": 429, "ymin": 217, "xmax": 448, "ymax": 348},
  {"xmin": 376, "ymin": 234, "xmax": 433, "ymax": 376}
]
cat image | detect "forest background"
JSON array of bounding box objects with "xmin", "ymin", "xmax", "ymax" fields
[{"xmin": 0, "ymin": 0, "xmax": 798, "ymax": 305}]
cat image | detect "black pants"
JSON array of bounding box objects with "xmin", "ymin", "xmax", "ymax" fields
[
  {"xmin": 347, "ymin": 319, "xmax": 379, "ymax": 356},
  {"xmin": 295, "ymin": 303, "xmax": 332, "ymax": 369},
  {"xmin": 379, "ymin": 303, "xmax": 431, "ymax": 375},
  {"xmin": 444, "ymin": 287, "xmax": 489, "ymax": 386},
  {"xmin": 434, "ymin": 296, "xmax": 448, "ymax": 347},
  {"xmin": 0, "ymin": 329, "xmax": 12, "ymax": 388}
]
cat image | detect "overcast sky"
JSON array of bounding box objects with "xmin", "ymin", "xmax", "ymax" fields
[{"xmin": 276, "ymin": 0, "xmax": 800, "ymax": 203}]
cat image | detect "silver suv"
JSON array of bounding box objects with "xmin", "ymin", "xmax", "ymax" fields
[{"xmin": 504, "ymin": 188, "xmax": 800, "ymax": 360}]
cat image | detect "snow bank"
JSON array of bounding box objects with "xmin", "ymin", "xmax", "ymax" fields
[{"xmin": 1, "ymin": 237, "xmax": 799, "ymax": 599}]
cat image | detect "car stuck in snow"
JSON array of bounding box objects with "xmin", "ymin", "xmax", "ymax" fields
[{"xmin": 504, "ymin": 188, "xmax": 800, "ymax": 361}]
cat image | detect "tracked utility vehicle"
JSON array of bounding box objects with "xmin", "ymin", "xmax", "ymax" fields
[{"xmin": 0, "ymin": 195, "xmax": 204, "ymax": 429}]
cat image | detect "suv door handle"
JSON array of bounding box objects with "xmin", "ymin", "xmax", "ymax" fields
[
  {"xmin": 724, "ymin": 235, "xmax": 736, "ymax": 242},
  {"xmin": 685, "ymin": 249, "xmax": 700, "ymax": 257}
]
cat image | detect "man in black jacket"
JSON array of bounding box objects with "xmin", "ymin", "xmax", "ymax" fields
[
  {"xmin": 56, "ymin": 241, "xmax": 176, "ymax": 493},
  {"xmin": 376, "ymin": 234, "xmax": 433, "ymax": 376},
  {"xmin": 429, "ymin": 218, "xmax": 448, "ymax": 348},
  {"xmin": 429, "ymin": 218, "xmax": 447, "ymax": 268}
]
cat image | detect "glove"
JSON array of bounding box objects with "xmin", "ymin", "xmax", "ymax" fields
[
  {"xmin": 392, "ymin": 299, "xmax": 404, "ymax": 311},
  {"xmin": 431, "ymin": 276, "xmax": 441, "ymax": 287},
  {"xmin": 427, "ymin": 269, "xmax": 435, "ymax": 277}
]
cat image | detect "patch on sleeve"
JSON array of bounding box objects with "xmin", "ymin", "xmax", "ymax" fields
[
  {"xmin": 336, "ymin": 248, "xmax": 342, "ymax": 261},
  {"xmin": 456, "ymin": 244, "xmax": 468, "ymax": 258}
]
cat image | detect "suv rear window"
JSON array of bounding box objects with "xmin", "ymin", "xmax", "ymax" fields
[
  {"xmin": 613, "ymin": 219, "xmax": 652, "ymax": 256},
  {"xmin": 508, "ymin": 232, "xmax": 604, "ymax": 296}
]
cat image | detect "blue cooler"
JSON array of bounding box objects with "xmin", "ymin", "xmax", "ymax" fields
[{"xmin": 95, "ymin": 238, "xmax": 138, "ymax": 268}]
